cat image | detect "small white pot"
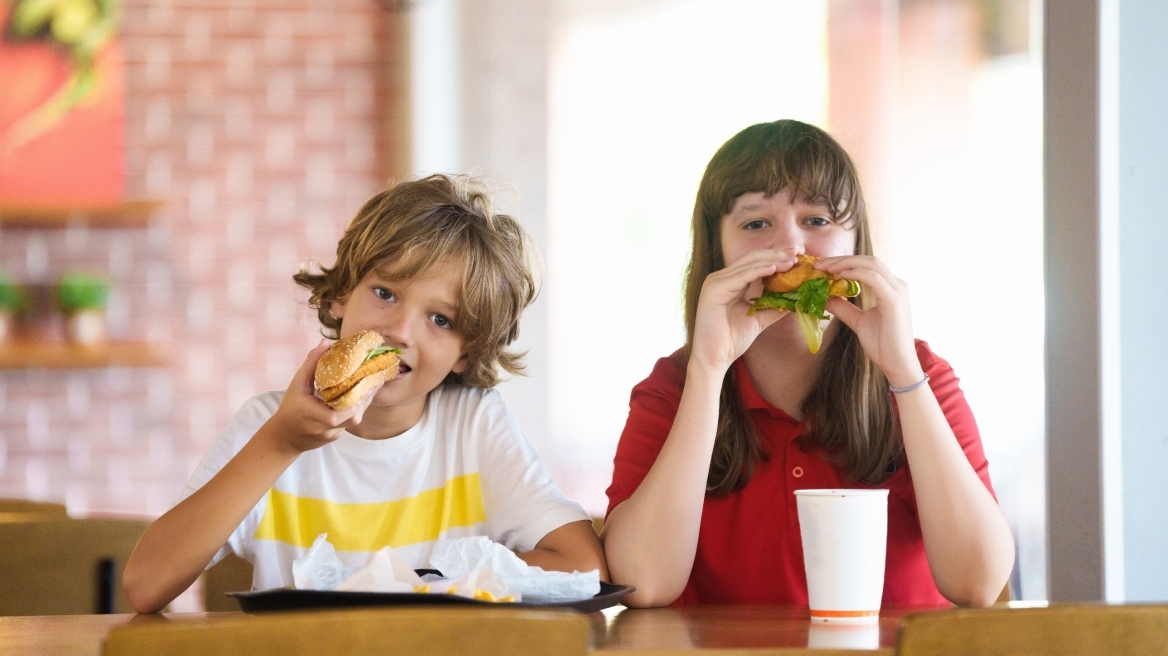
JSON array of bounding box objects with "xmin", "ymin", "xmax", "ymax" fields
[
  {"xmin": 0, "ymin": 311, "xmax": 13, "ymax": 342},
  {"xmin": 66, "ymin": 309, "xmax": 106, "ymax": 345}
]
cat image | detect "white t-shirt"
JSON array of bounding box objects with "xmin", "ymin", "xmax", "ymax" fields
[{"xmin": 181, "ymin": 384, "xmax": 589, "ymax": 591}]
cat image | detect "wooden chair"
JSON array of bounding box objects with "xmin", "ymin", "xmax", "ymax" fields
[
  {"xmin": 896, "ymin": 605, "xmax": 1168, "ymax": 656},
  {"xmin": 103, "ymin": 606, "xmax": 591, "ymax": 656},
  {"xmin": 203, "ymin": 553, "xmax": 254, "ymax": 611},
  {"xmin": 0, "ymin": 516, "xmax": 150, "ymax": 615},
  {"xmin": 0, "ymin": 498, "xmax": 68, "ymax": 522}
]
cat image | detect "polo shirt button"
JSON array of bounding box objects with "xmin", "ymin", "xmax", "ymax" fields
[{"xmin": 793, "ymin": 466, "xmax": 804, "ymax": 478}]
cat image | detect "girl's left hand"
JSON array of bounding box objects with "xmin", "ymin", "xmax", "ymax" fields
[{"xmin": 815, "ymin": 255, "xmax": 924, "ymax": 388}]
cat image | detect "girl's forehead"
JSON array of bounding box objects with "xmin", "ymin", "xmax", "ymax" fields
[{"xmin": 727, "ymin": 189, "xmax": 832, "ymax": 213}]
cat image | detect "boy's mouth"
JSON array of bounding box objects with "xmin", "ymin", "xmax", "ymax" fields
[{"xmin": 393, "ymin": 362, "xmax": 412, "ymax": 379}]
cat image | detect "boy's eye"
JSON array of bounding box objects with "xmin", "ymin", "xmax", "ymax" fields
[
  {"xmin": 374, "ymin": 287, "xmax": 395, "ymax": 302},
  {"xmin": 744, "ymin": 219, "xmax": 769, "ymax": 230},
  {"xmin": 804, "ymin": 216, "xmax": 831, "ymax": 227},
  {"xmin": 429, "ymin": 314, "xmax": 453, "ymax": 330}
]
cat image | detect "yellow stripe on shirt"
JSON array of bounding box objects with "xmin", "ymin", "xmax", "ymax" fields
[{"xmin": 252, "ymin": 473, "xmax": 486, "ymax": 551}]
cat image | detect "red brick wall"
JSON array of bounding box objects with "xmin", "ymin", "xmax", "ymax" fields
[{"xmin": 0, "ymin": 0, "xmax": 401, "ymax": 516}]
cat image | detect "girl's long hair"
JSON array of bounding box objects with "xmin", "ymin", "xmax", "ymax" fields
[{"xmin": 684, "ymin": 120, "xmax": 902, "ymax": 493}]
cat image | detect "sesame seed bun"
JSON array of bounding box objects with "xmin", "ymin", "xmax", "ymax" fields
[
  {"xmin": 314, "ymin": 330, "xmax": 400, "ymax": 409},
  {"xmin": 319, "ymin": 351, "xmax": 399, "ymax": 403},
  {"xmin": 315, "ymin": 330, "xmax": 385, "ymax": 389}
]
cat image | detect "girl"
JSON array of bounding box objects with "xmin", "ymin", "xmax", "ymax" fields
[{"xmin": 602, "ymin": 120, "xmax": 1014, "ymax": 608}]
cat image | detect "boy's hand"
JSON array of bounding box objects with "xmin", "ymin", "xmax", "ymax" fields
[{"xmin": 267, "ymin": 339, "xmax": 382, "ymax": 455}]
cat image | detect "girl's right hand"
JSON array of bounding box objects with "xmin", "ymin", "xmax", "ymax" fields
[
  {"xmin": 689, "ymin": 249, "xmax": 795, "ymax": 374},
  {"xmin": 266, "ymin": 339, "xmax": 381, "ymax": 455}
]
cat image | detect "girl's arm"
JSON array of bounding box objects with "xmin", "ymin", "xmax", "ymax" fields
[
  {"xmin": 892, "ymin": 373, "xmax": 1014, "ymax": 606},
  {"xmin": 819, "ymin": 256, "xmax": 1015, "ymax": 607},
  {"xmin": 123, "ymin": 341, "xmax": 379, "ymax": 613},
  {"xmin": 517, "ymin": 520, "xmax": 609, "ymax": 580},
  {"xmin": 603, "ymin": 250, "xmax": 792, "ymax": 607}
]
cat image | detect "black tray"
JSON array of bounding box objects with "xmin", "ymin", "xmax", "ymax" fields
[{"xmin": 228, "ymin": 581, "xmax": 634, "ymax": 615}]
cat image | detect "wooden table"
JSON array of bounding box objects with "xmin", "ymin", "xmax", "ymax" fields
[{"xmin": 0, "ymin": 605, "xmax": 948, "ymax": 655}]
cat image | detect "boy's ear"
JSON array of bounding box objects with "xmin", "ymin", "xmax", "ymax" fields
[
  {"xmin": 329, "ymin": 299, "xmax": 345, "ymax": 320},
  {"xmin": 451, "ymin": 354, "xmax": 469, "ymax": 374}
]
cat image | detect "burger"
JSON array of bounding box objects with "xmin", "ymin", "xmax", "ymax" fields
[
  {"xmin": 748, "ymin": 254, "xmax": 861, "ymax": 354},
  {"xmin": 314, "ymin": 330, "xmax": 401, "ymax": 410}
]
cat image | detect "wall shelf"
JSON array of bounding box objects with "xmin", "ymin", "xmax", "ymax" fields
[
  {"xmin": 0, "ymin": 200, "xmax": 165, "ymax": 228},
  {"xmin": 0, "ymin": 341, "xmax": 167, "ymax": 369}
]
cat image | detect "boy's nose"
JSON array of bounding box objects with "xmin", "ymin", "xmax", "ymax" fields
[{"xmin": 380, "ymin": 312, "xmax": 412, "ymax": 348}]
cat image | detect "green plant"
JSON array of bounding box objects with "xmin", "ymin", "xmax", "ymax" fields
[
  {"xmin": 55, "ymin": 272, "xmax": 109, "ymax": 311},
  {"xmin": 0, "ymin": 274, "xmax": 26, "ymax": 311}
]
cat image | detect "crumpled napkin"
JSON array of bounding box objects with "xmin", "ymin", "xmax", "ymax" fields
[
  {"xmin": 334, "ymin": 546, "xmax": 423, "ymax": 593},
  {"xmin": 430, "ymin": 536, "xmax": 600, "ymax": 603},
  {"xmin": 324, "ymin": 541, "xmax": 520, "ymax": 602},
  {"xmin": 290, "ymin": 534, "xmax": 600, "ymax": 603},
  {"xmin": 292, "ymin": 533, "xmax": 358, "ymax": 591}
]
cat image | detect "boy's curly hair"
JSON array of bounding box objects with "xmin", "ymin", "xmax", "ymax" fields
[{"xmin": 293, "ymin": 174, "xmax": 538, "ymax": 389}]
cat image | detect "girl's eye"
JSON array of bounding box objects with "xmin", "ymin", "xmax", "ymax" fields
[
  {"xmin": 804, "ymin": 216, "xmax": 831, "ymax": 227},
  {"xmin": 429, "ymin": 314, "xmax": 453, "ymax": 330},
  {"xmin": 374, "ymin": 287, "xmax": 395, "ymax": 302},
  {"xmin": 744, "ymin": 219, "xmax": 769, "ymax": 230}
]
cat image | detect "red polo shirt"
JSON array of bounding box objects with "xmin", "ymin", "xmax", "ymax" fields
[{"xmin": 606, "ymin": 340, "xmax": 994, "ymax": 606}]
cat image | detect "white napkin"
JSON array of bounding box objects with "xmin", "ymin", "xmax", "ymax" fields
[
  {"xmin": 292, "ymin": 533, "xmax": 358, "ymax": 591},
  {"xmin": 334, "ymin": 546, "xmax": 423, "ymax": 593},
  {"xmin": 329, "ymin": 542, "xmax": 520, "ymax": 601},
  {"xmin": 290, "ymin": 534, "xmax": 599, "ymax": 603},
  {"xmin": 429, "ymin": 536, "xmax": 600, "ymax": 603}
]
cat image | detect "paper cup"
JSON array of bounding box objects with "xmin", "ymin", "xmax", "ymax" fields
[
  {"xmin": 795, "ymin": 489, "xmax": 888, "ymax": 623},
  {"xmin": 807, "ymin": 622, "xmax": 881, "ymax": 648}
]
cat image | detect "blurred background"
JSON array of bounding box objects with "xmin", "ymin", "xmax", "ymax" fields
[{"xmin": 0, "ymin": 0, "xmax": 1043, "ymax": 602}]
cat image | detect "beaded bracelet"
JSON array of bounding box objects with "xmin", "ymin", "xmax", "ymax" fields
[{"xmin": 889, "ymin": 374, "xmax": 930, "ymax": 394}]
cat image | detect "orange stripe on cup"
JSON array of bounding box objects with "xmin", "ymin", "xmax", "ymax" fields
[{"xmin": 809, "ymin": 609, "xmax": 880, "ymax": 619}]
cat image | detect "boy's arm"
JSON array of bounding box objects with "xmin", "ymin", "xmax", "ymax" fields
[
  {"xmin": 517, "ymin": 520, "xmax": 609, "ymax": 581},
  {"xmin": 123, "ymin": 340, "xmax": 380, "ymax": 613},
  {"xmin": 122, "ymin": 425, "xmax": 301, "ymax": 613}
]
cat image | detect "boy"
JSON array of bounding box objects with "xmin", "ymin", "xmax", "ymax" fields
[{"xmin": 124, "ymin": 175, "xmax": 605, "ymax": 613}]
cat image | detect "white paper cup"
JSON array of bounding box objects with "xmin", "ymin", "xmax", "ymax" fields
[
  {"xmin": 795, "ymin": 488, "xmax": 888, "ymax": 623},
  {"xmin": 807, "ymin": 622, "xmax": 881, "ymax": 648}
]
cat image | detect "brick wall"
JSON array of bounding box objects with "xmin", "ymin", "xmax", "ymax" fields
[{"xmin": 0, "ymin": 0, "xmax": 401, "ymax": 516}]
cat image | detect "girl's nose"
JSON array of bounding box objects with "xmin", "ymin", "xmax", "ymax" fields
[{"xmin": 769, "ymin": 219, "xmax": 803, "ymax": 257}]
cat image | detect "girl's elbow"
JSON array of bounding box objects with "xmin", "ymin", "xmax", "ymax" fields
[
  {"xmin": 939, "ymin": 568, "xmax": 1012, "ymax": 608},
  {"xmin": 620, "ymin": 584, "xmax": 678, "ymax": 608},
  {"xmin": 965, "ymin": 587, "xmax": 999, "ymax": 608},
  {"xmin": 607, "ymin": 563, "xmax": 682, "ymax": 608}
]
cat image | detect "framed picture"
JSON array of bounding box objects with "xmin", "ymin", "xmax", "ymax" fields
[{"xmin": 0, "ymin": 0, "xmax": 124, "ymax": 206}]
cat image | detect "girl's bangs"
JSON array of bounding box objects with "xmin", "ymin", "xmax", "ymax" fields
[{"xmin": 710, "ymin": 126, "xmax": 861, "ymax": 228}]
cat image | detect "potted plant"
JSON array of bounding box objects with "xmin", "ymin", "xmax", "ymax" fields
[
  {"xmin": 55, "ymin": 272, "xmax": 109, "ymax": 345},
  {"xmin": 0, "ymin": 274, "xmax": 26, "ymax": 342}
]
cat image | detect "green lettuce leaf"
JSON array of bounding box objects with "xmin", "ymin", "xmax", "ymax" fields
[
  {"xmin": 796, "ymin": 310, "xmax": 825, "ymax": 354},
  {"xmin": 795, "ymin": 277, "xmax": 830, "ymax": 318},
  {"xmin": 364, "ymin": 345, "xmax": 401, "ymax": 362},
  {"xmin": 748, "ymin": 277, "xmax": 834, "ymax": 353}
]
